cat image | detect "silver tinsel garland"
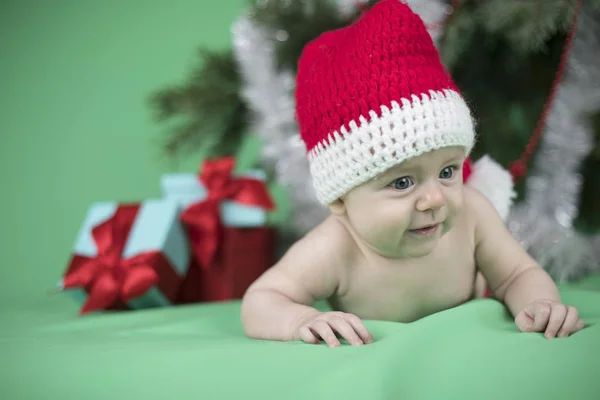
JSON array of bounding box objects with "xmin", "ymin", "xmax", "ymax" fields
[
  {"xmin": 232, "ymin": 12, "xmax": 329, "ymax": 238},
  {"xmin": 506, "ymin": 1, "xmax": 600, "ymax": 282},
  {"xmin": 233, "ymin": 0, "xmax": 599, "ymax": 280}
]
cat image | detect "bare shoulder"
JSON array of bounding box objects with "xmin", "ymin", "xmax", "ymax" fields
[
  {"xmin": 246, "ymin": 215, "xmax": 357, "ymax": 305},
  {"xmin": 462, "ymin": 185, "xmax": 505, "ymax": 241},
  {"xmin": 463, "ymin": 185, "xmax": 540, "ymax": 298},
  {"xmin": 463, "ymin": 184, "xmax": 495, "ymax": 213}
]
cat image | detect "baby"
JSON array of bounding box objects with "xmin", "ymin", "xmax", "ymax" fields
[{"xmin": 240, "ymin": 0, "xmax": 584, "ymax": 347}]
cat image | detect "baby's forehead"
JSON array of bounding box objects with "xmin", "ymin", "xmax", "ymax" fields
[{"xmin": 374, "ymin": 147, "xmax": 465, "ymax": 178}]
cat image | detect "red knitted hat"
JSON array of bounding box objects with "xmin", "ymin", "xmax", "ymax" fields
[{"xmin": 295, "ymin": 0, "xmax": 476, "ymax": 205}]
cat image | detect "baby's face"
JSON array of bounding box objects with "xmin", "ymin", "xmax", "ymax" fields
[{"xmin": 337, "ymin": 146, "xmax": 466, "ymax": 259}]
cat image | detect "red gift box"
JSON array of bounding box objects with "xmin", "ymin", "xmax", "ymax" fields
[
  {"xmin": 177, "ymin": 227, "xmax": 276, "ymax": 303},
  {"xmin": 170, "ymin": 157, "xmax": 278, "ymax": 303}
]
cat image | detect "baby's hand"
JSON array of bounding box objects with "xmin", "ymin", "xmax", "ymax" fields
[
  {"xmin": 294, "ymin": 311, "xmax": 373, "ymax": 347},
  {"xmin": 515, "ymin": 299, "xmax": 584, "ymax": 339}
]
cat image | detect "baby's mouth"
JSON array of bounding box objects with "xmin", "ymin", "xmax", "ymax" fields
[{"xmin": 409, "ymin": 224, "xmax": 440, "ymax": 236}]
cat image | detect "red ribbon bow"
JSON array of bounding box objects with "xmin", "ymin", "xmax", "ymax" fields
[
  {"xmin": 63, "ymin": 204, "xmax": 164, "ymax": 315},
  {"xmin": 180, "ymin": 157, "xmax": 276, "ymax": 269}
]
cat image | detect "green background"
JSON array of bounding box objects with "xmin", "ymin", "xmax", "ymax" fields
[{"xmin": 0, "ymin": 0, "xmax": 274, "ymax": 306}]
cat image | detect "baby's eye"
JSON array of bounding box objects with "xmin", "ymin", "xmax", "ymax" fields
[
  {"xmin": 439, "ymin": 166, "xmax": 456, "ymax": 180},
  {"xmin": 390, "ymin": 176, "xmax": 414, "ymax": 190}
]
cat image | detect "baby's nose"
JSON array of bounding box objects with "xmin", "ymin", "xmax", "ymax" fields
[{"xmin": 416, "ymin": 184, "xmax": 445, "ymax": 211}]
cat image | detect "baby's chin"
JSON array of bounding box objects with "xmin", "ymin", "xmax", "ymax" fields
[
  {"xmin": 369, "ymin": 238, "xmax": 439, "ymax": 259},
  {"xmin": 396, "ymin": 228, "xmax": 448, "ymax": 258},
  {"xmin": 361, "ymin": 219, "xmax": 456, "ymax": 259},
  {"xmin": 403, "ymin": 222, "xmax": 457, "ymax": 258},
  {"xmin": 401, "ymin": 244, "xmax": 438, "ymax": 259}
]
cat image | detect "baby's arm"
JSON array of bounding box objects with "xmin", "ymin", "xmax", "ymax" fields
[
  {"xmin": 467, "ymin": 187, "xmax": 584, "ymax": 338},
  {"xmin": 241, "ymin": 222, "xmax": 372, "ymax": 347}
]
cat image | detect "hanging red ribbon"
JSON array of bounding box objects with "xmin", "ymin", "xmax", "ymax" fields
[
  {"xmin": 63, "ymin": 204, "xmax": 171, "ymax": 315},
  {"xmin": 508, "ymin": 0, "xmax": 583, "ymax": 182},
  {"xmin": 180, "ymin": 157, "xmax": 276, "ymax": 269}
]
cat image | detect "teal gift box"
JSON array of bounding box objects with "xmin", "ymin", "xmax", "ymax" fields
[{"xmin": 60, "ymin": 198, "xmax": 190, "ymax": 314}]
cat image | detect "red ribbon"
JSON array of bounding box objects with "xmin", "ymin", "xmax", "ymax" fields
[
  {"xmin": 180, "ymin": 157, "xmax": 276, "ymax": 269},
  {"xmin": 63, "ymin": 204, "xmax": 164, "ymax": 315}
]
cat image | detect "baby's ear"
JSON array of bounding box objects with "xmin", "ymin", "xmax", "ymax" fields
[{"xmin": 328, "ymin": 198, "xmax": 346, "ymax": 216}]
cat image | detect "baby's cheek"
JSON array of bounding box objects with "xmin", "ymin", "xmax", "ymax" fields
[
  {"xmin": 446, "ymin": 189, "xmax": 464, "ymax": 215},
  {"xmin": 442, "ymin": 194, "xmax": 462, "ymax": 234},
  {"xmin": 355, "ymin": 208, "xmax": 397, "ymax": 238},
  {"xmin": 372, "ymin": 210, "xmax": 411, "ymax": 239},
  {"xmin": 441, "ymin": 216, "xmax": 457, "ymax": 236}
]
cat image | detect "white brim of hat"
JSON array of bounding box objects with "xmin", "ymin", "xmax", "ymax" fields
[{"xmin": 307, "ymin": 89, "xmax": 476, "ymax": 205}]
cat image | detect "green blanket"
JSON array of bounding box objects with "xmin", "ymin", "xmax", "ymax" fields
[{"xmin": 2, "ymin": 276, "xmax": 599, "ymax": 400}]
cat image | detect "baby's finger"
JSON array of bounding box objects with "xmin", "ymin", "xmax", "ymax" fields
[
  {"xmin": 557, "ymin": 306, "xmax": 579, "ymax": 338},
  {"xmin": 532, "ymin": 302, "xmax": 552, "ymax": 332},
  {"xmin": 328, "ymin": 317, "xmax": 363, "ymax": 346},
  {"xmin": 514, "ymin": 309, "xmax": 535, "ymax": 332},
  {"xmin": 311, "ymin": 320, "xmax": 340, "ymax": 347},
  {"xmin": 344, "ymin": 313, "xmax": 373, "ymax": 344},
  {"xmin": 575, "ymin": 318, "xmax": 585, "ymax": 331},
  {"xmin": 544, "ymin": 304, "xmax": 567, "ymax": 339},
  {"xmin": 297, "ymin": 325, "xmax": 320, "ymax": 345}
]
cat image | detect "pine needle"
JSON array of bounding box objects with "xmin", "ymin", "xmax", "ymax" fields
[
  {"xmin": 478, "ymin": 0, "xmax": 575, "ymax": 54},
  {"xmin": 248, "ymin": 0, "xmax": 365, "ymax": 71},
  {"xmin": 149, "ymin": 48, "xmax": 247, "ymax": 158},
  {"xmin": 439, "ymin": 2, "xmax": 478, "ymax": 69}
]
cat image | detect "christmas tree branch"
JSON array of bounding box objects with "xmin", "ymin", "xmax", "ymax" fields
[
  {"xmin": 591, "ymin": 110, "xmax": 600, "ymax": 159},
  {"xmin": 439, "ymin": 1, "xmax": 477, "ymax": 69},
  {"xmin": 575, "ymin": 109, "xmax": 600, "ymax": 232},
  {"xmin": 478, "ymin": 0, "xmax": 576, "ymax": 53},
  {"xmin": 248, "ymin": 0, "xmax": 367, "ymax": 71},
  {"xmin": 149, "ymin": 48, "xmax": 247, "ymax": 158}
]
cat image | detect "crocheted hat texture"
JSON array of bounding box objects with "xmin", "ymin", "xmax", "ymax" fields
[{"xmin": 295, "ymin": 0, "xmax": 476, "ymax": 205}]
